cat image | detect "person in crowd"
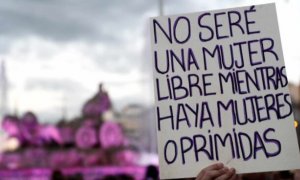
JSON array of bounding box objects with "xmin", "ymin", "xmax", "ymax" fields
[
  {"xmin": 117, "ymin": 174, "xmax": 135, "ymax": 180},
  {"xmin": 51, "ymin": 169, "xmax": 65, "ymax": 180},
  {"xmin": 144, "ymin": 165, "xmax": 159, "ymax": 180},
  {"xmin": 101, "ymin": 175, "xmax": 118, "ymax": 180}
]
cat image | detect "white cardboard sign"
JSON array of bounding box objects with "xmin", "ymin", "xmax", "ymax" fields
[{"xmin": 150, "ymin": 3, "xmax": 300, "ymax": 179}]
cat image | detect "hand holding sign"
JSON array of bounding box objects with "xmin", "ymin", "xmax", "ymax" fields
[{"xmin": 196, "ymin": 163, "xmax": 238, "ymax": 180}]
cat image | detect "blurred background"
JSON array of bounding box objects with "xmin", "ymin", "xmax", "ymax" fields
[{"xmin": 0, "ymin": 0, "xmax": 299, "ymax": 179}]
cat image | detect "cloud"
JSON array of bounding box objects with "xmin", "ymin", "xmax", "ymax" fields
[
  {"xmin": 23, "ymin": 77, "xmax": 90, "ymax": 105},
  {"xmin": 0, "ymin": 0, "xmax": 153, "ymax": 76},
  {"xmin": 0, "ymin": 0, "xmax": 155, "ymax": 43},
  {"xmin": 25, "ymin": 77, "xmax": 87, "ymax": 92},
  {"xmin": 20, "ymin": 77, "xmax": 93, "ymax": 121}
]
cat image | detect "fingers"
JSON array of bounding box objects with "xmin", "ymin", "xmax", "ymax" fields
[
  {"xmin": 215, "ymin": 168, "xmax": 236, "ymax": 180},
  {"xmin": 197, "ymin": 163, "xmax": 224, "ymax": 178},
  {"xmin": 229, "ymin": 174, "xmax": 240, "ymax": 180},
  {"xmin": 203, "ymin": 163, "xmax": 224, "ymax": 171},
  {"xmin": 201, "ymin": 168, "xmax": 228, "ymax": 180},
  {"xmin": 196, "ymin": 164, "xmax": 238, "ymax": 180}
]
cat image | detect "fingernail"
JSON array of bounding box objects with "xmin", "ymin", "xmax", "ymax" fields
[
  {"xmin": 223, "ymin": 167, "xmax": 229, "ymax": 172},
  {"xmin": 218, "ymin": 163, "xmax": 224, "ymax": 167},
  {"xmin": 229, "ymin": 168, "xmax": 235, "ymax": 173}
]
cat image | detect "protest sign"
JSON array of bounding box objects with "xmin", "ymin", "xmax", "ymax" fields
[{"xmin": 150, "ymin": 3, "xmax": 300, "ymax": 179}]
